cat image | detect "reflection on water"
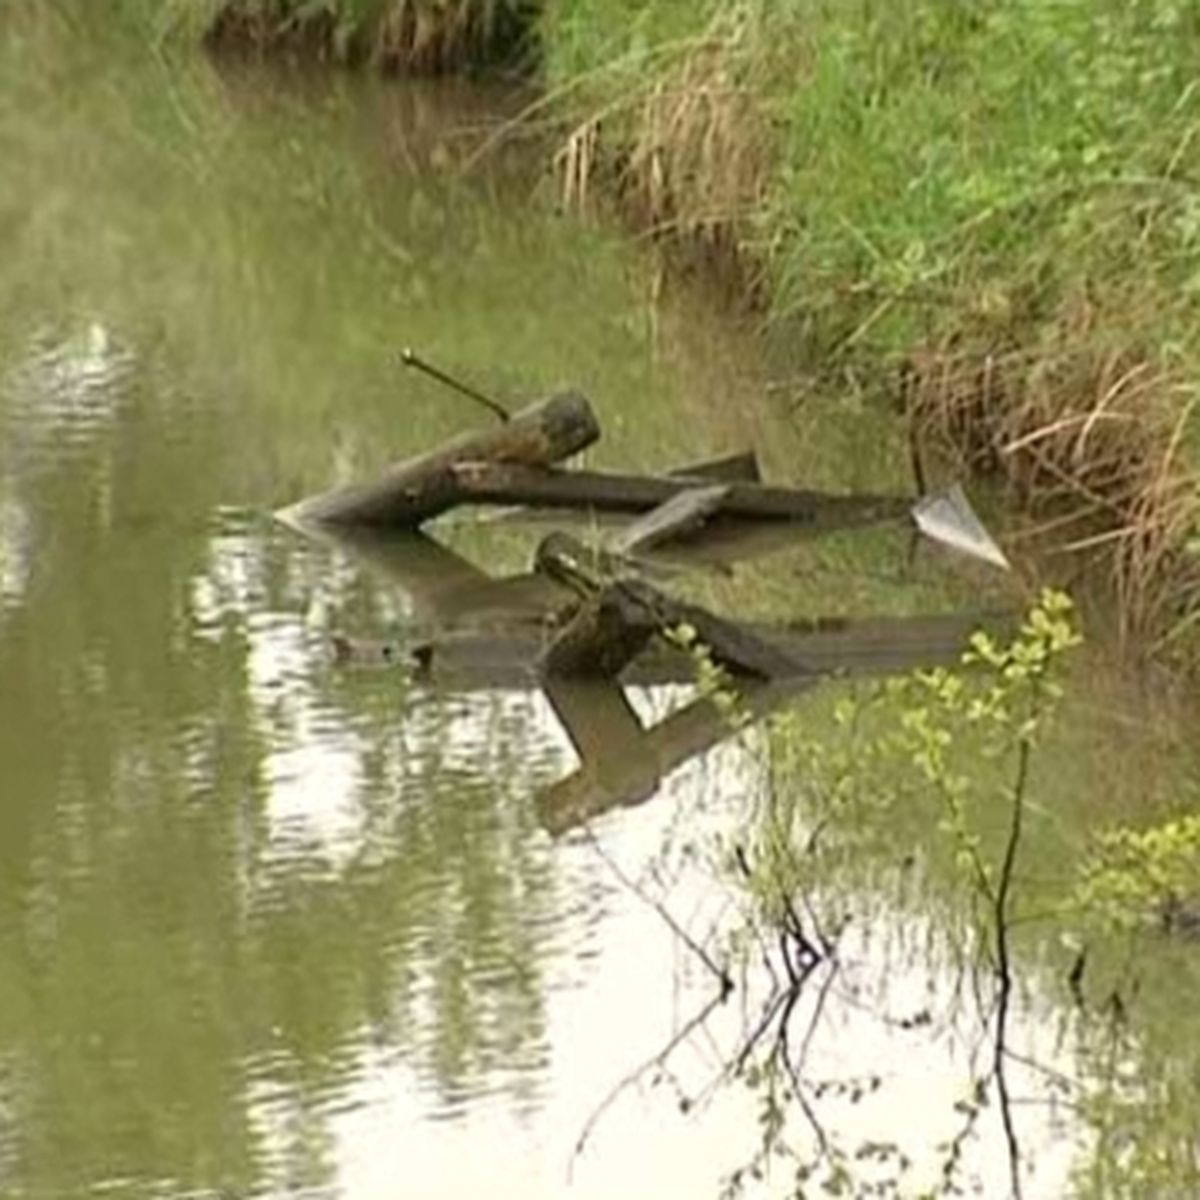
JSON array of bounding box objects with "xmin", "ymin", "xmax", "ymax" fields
[
  {"xmin": 0, "ymin": 321, "xmax": 133, "ymax": 618},
  {"xmin": 1, "ymin": 9, "xmax": 1198, "ymax": 1200},
  {"xmin": 0, "ymin": 494, "xmax": 32, "ymax": 613}
]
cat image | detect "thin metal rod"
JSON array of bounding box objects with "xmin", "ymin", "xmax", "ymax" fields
[{"xmin": 400, "ymin": 348, "xmax": 511, "ymax": 423}]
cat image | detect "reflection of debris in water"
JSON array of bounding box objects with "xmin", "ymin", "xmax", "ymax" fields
[
  {"xmin": 302, "ymin": 512, "xmax": 1014, "ymax": 841},
  {"xmin": 2, "ymin": 321, "xmax": 135, "ymax": 463},
  {"xmin": 0, "ymin": 493, "xmax": 34, "ymax": 614},
  {"xmin": 0, "ymin": 320, "xmax": 136, "ymax": 618},
  {"xmin": 270, "ymin": 468, "xmax": 1091, "ymax": 1196}
]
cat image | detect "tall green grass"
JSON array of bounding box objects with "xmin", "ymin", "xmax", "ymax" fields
[
  {"xmin": 545, "ymin": 1, "xmax": 1200, "ymax": 350},
  {"xmin": 544, "ymin": 0, "xmax": 1200, "ymax": 659}
]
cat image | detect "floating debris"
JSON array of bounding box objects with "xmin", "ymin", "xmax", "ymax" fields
[{"xmin": 277, "ymin": 372, "xmax": 1015, "ymax": 834}]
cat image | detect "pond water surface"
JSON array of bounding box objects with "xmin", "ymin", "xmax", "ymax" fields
[{"xmin": 2, "ymin": 10, "xmax": 1199, "ymax": 1200}]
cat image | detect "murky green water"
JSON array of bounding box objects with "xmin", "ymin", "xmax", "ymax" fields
[{"xmin": 3, "ymin": 10, "xmax": 1199, "ymax": 1200}]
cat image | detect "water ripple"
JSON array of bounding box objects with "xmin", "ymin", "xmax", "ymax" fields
[{"xmin": 1, "ymin": 322, "xmax": 133, "ymax": 467}]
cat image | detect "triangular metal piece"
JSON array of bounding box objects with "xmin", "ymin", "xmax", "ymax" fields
[{"xmin": 912, "ymin": 484, "xmax": 1010, "ymax": 571}]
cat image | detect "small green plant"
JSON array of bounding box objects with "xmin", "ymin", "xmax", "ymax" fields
[
  {"xmin": 1077, "ymin": 812, "xmax": 1200, "ymax": 933},
  {"xmin": 665, "ymin": 620, "xmax": 751, "ymax": 728},
  {"xmin": 726, "ymin": 590, "xmax": 1082, "ymax": 1198}
]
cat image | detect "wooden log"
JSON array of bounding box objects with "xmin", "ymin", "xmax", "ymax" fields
[
  {"xmin": 538, "ymin": 680, "xmax": 803, "ymax": 836},
  {"xmin": 535, "ymin": 532, "xmax": 803, "ymax": 679},
  {"xmin": 533, "ymin": 532, "xmax": 628, "ymax": 597},
  {"xmin": 670, "ymin": 450, "xmax": 761, "ymax": 483},
  {"xmin": 451, "ymin": 462, "xmax": 913, "ymax": 528},
  {"xmin": 756, "ymin": 611, "xmax": 1012, "ymax": 675},
  {"xmin": 613, "ymin": 484, "xmax": 731, "ymax": 554},
  {"xmin": 467, "ymin": 449, "xmax": 761, "ymax": 531},
  {"xmin": 328, "ymin": 608, "xmax": 1003, "ymax": 690},
  {"xmin": 276, "ymin": 520, "xmax": 570, "ymax": 624},
  {"xmin": 538, "ymin": 591, "xmax": 655, "ymax": 677},
  {"xmin": 277, "ymin": 390, "xmax": 600, "ymax": 528},
  {"xmin": 541, "ymin": 677, "xmax": 646, "ymax": 766}
]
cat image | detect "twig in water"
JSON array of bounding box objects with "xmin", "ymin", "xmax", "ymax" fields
[
  {"xmin": 568, "ymin": 822, "xmax": 740, "ymax": 1175},
  {"xmin": 797, "ymin": 960, "xmax": 839, "ymax": 1069},
  {"xmin": 570, "ymin": 989, "xmax": 725, "ymax": 1174},
  {"xmin": 776, "ymin": 965, "xmax": 831, "ymax": 1159},
  {"xmin": 583, "ymin": 827, "xmax": 733, "ymax": 994},
  {"xmin": 400, "ymin": 347, "xmax": 511, "ymax": 423},
  {"xmin": 992, "ymin": 734, "xmax": 1031, "ymax": 1200}
]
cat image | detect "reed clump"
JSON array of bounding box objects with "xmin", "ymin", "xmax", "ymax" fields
[
  {"xmin": 551, "ymin": 8, "xmax": 776, "ymax": 280},
  {"xmin": 206, "ymin": 0, "xmax": 536, "ymax": 73},
  {"xmin": 904, "ymin": 325, "xmax": 1198, "ymax": 648}
]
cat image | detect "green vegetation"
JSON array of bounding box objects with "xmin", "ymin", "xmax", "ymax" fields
[
  {"xmin": 542, "ymin": 0, "xmax": 1200, "ymax": 662},
  {"xmin": 725, "ymin": 595, "xmax": 1075, "ymax": 1194},
  {"xmin": 719, "ymin": 592, "xmax": 1200, "ymax": 1196}
]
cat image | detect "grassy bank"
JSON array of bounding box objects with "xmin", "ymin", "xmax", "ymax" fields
[{"xmin": 543, "ymin": 0, "xmax": 1200, "ymax": 660}]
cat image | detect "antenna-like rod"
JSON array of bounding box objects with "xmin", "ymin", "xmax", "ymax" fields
[{"xmin": 400, "ymin": 348, "xmax": 511, "ymax": 423}]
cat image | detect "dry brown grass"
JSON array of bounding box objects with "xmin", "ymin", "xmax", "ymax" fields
[
  {"xmin": 556, "ymin": 16, "xmax": 774, "ymax": 283},
  {"xmin": 902, "ymin": 306, "xmax": 1200, "ymax": 650},
  {"xmin": 373, "ymin": 0, "xmax": 522, "ymax": 73}
]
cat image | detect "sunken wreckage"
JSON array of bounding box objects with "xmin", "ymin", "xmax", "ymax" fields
[{"xmin": 277, "ymin": 381, "xmax": 1011, "ymax": 836}]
